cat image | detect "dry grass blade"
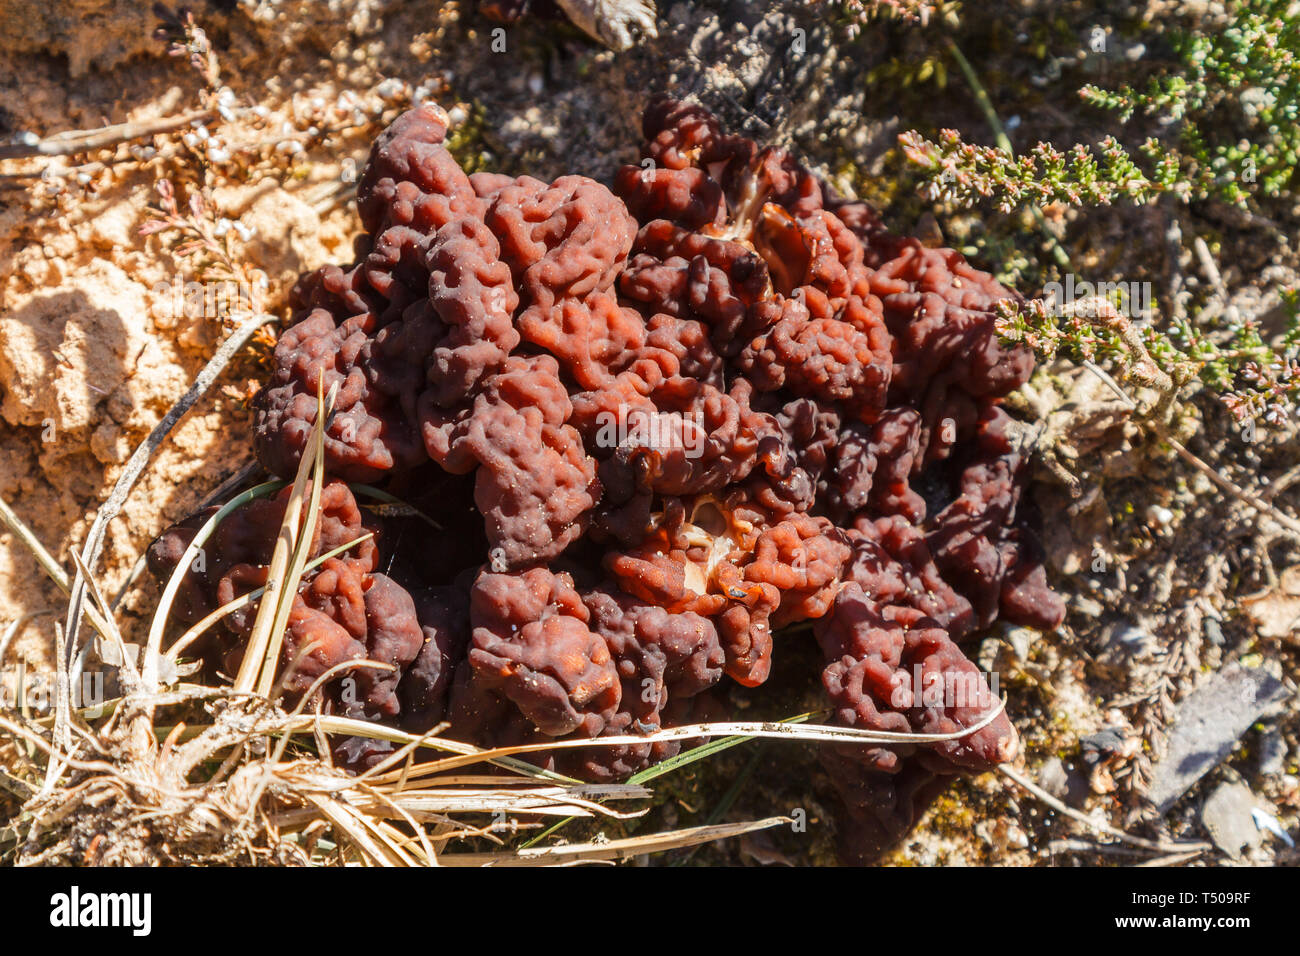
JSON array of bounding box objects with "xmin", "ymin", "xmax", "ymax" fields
[
  {"xmin": 437, "ymin": 816, "xmax": 791, "ymax": 866},
  {"xmin": 291, "ymin": 715, "xmax": 576, "ymax": 782},
  {"xmin": 999, "ymin": 764, "xmax": 1211, "ymax": 855},
  {"xmin": 627, "ymin": 711, "xmax": 814, "ymax": 785},
  {"xmin": 270, "ymin": 782, "xmax": 648, "ymax": 823},
  {"xmin": 374, "ymin": 790, "xmax": 647, "ymax": 818},
  {"xmin": 283, "ymin": 704, "xmax": 1007, "ymax": 785},
  {"xmin": 236, "ymin": 379, "xmax": 334, "ymax": 696},
  {"xmin": 66, "ymin": 312, "xmax": 278, "ymax": 684},
  {"xmin": 303, "ymin": 792, "xmax": 411, "ymax": 866},
  {"xmin": 68, "ymin": 550, "xmax": 140, "ymax": 694},
  {"xmin": 379, "ymin": 701, "xmax": 1010, "ymax": 778},
  {"xmin": 522, "ymin": 713, "xmax": 815, "ymax": 850},
  {"xmin": 164, "ymin": 532, "xmax": 374, "ymax": 662},
  {"xmin": 144, "ymin": 480, "xmax": 286, "ymax": 688},
  {"xmin": 258, "ymin": 428, "xmax": 328, "ymax": 698}
]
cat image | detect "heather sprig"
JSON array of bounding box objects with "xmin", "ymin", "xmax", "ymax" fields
[
  {"xmin": 899, "ymin": 129, "xmax": 1180, "ymax": 211},
  {"xmin": 1079, "ymin": 0, "xmax": 1300, "ymax": 204},
  {"xmin": 153, "ymin": 3, "xmax": 222, "ymax": 105},
  {"xmin": 904, "ymin": 0, "xmax": 1300, "ymax": 211},
  {"xmin": 141, "ymin": 178, "xmax": 272, "ymax": 336},
  {"xmin": 997, "ymin": 292, "xmax": 1300, "ymax": 427}
]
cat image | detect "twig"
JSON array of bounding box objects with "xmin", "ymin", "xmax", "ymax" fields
[
  {"xmin": 1082, "ymin": 360, "xmax": 1137, "ymax": 408},
  {"xmin": 999, "ymin": 763, "xmax": 1211, "ymax": 854},
  {"xmin": 1162, "ymin": 432, "xmax": 1300, "ymax": 538},
  {"xmin": 1193, "ymin": 235, "xmax": 1238, "ymax": 324},
  {"xmin": 1162, "ymin": 202, "xmax": 1188, "ymax": 323},
  {"xmin": 1261, "ymin": 460, "xmax": 1300, "ymax": 501},
  {"xmin": 63, "ymin": 312, "xmax": 278, "ymax": 684},
  {"xmin": 1064, "ymin": 296, "xmax": 1176, "ymax": 399},
  {"xmin": 0, "ymin": 110, "xmax": 214, "ymax": 160},
  {"xmin": 1046, "ymin": 838, "xmax": 1157, "ymax": 857},
  {"xmin": 1133, "ymin": 849, "xmax": 1205, "ymax": 867}
]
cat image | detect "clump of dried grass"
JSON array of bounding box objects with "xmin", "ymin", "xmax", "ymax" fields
[{"xmin": 0, "ymin": 327, "xmax": 1008, "ymax": 867}]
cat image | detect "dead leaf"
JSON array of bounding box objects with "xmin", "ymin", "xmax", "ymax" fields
[{"xmin": 1242, "ymin": 566, "xmax": 1300, "ymax": 642}]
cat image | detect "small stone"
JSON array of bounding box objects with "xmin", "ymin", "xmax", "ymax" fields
[
  {"xmin": 1250, "ymin": 807, "xmax": 1294, "ymax": 847},
  {"xmin": 976, "ymin": 817, "xmax": 1028, "ymax": 851},
  {"xmin": 1145, "ymin": 504, "xmax": 1173, "ymax": 527},
  {"xmin": 1148, "ymin": 664, "xmax": 1291, "ymax": 812},
  {"xmin": 1200, "ymin": 782, "xmax": 1262, "ymax": 858},
  {"xmin": 1284, "ymin": 774, "xmax": 1300, "ymax": 795},
  {"xmin": 1204, "ymin": 617, "xmax": 1225, "ymax": 646},
  {"xmin": 1038, "ymin": 756, "xmax": 1069, "ymax": 797},
  {"xmin": 375, "ymin": 78, "xmax": 406, "ymax": 101},
  {"xmin": 1037, "ymin": 756, "xmax": 1090, "ymax": 808},
  {"xmin": 1004, "ymin": 625, "xmax": 1037, "ymax": 662},
  {"xmin": 1080, "ymin": 728, "xmax": 1127, "ymax": 756},
  {"xmin": 1072, "ymin": 595, "xmax": 1104, "ymax": 618},
  {"xmin": 1257, "ymin": 729, "xmax": 1288, "ymax": 777},
  {"xmin": 1103, "ymin": 622, "xmax": 1155, "ymax": 657}
]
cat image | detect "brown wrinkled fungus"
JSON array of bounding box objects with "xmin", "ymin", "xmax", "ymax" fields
[{"xmin": 149, "ymin": 97, "xmax": 1063, "ymax": 863}]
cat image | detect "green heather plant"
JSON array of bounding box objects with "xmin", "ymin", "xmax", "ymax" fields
[
  {"xmin": 903, "ymin": 0, "xmax": 1300, "ymax": 209},
  {"xmin": 994, "ymin": 294, "xmax": 1300, "ymax": 427},
  {"xmin": 898, "ymin": 0, "xmax": 1300, "ymax": 426}
]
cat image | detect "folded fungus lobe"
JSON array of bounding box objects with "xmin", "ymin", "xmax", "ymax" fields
[{"xmin": 150, "ymin": 98, "xmax": 1063, "ymax": 862}]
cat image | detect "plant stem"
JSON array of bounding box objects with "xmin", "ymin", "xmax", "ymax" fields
[{"xmin": 945, "ymin": 36, "xmax": 1073, "ymax": 270}]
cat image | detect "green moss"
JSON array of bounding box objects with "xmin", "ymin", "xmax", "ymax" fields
[{"xmin": 443, "ymin": 100, "xmax": 494, "ymax": 175}]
